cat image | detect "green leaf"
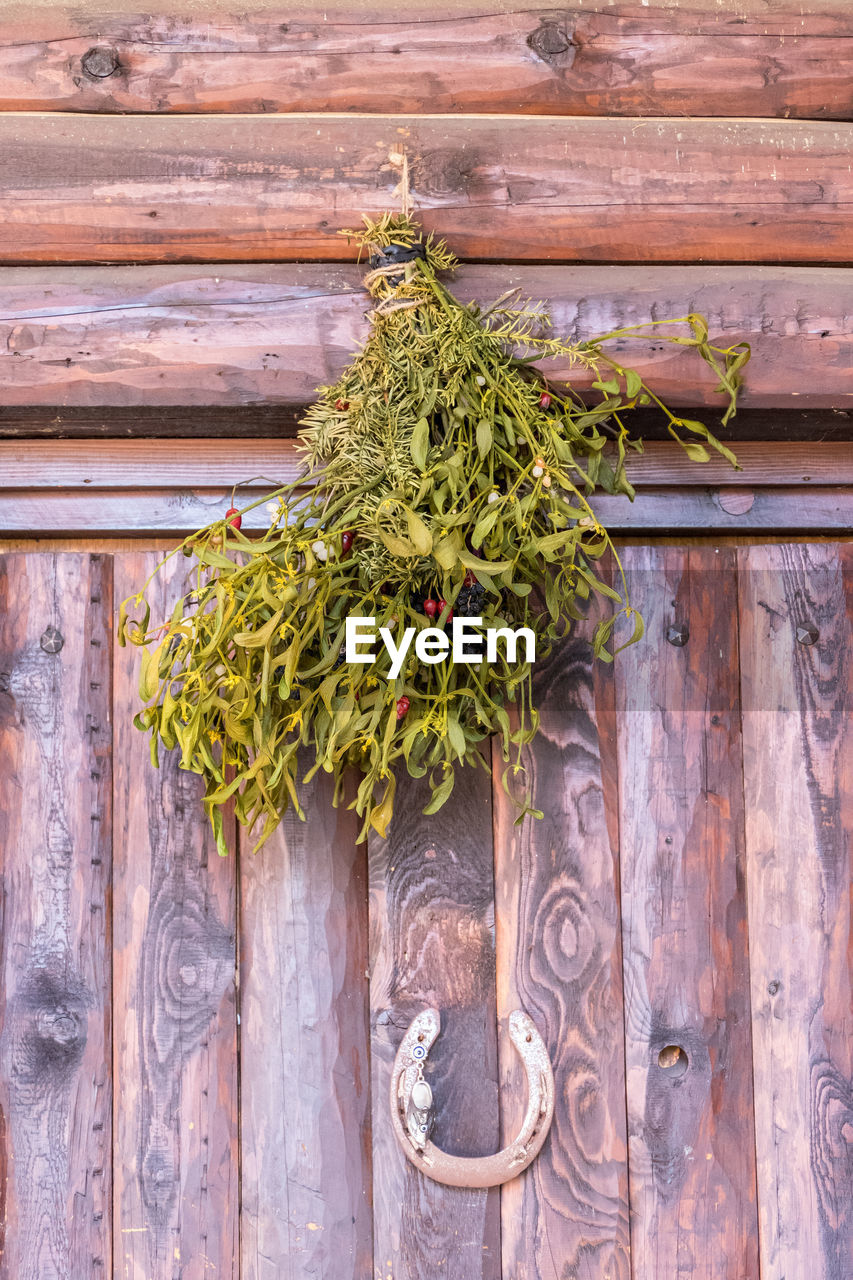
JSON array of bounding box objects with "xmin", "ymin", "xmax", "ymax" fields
[
  {"xmin": 411, "ymin": 417, "xmax": 430, "ymax": 472},
  {"xmin": 432, "ymin": 532, "xmax": 459, "ymax": 570},
  {"xmin": 423, "ymin": 768, "xmax": 455, "ymax": 815},
  {"xmin": 625, "ymin": 369, "xmax": 642, "ymax": 397},
  {"xmin": 682, "ymin": 441, "xmax": 710, "ymax": 463},
  {"xmin": 377, "ymin": 529, "xmax": 419, "ymax": 558},
  {"xmin": 405, "ymin": 508, "xmax": 433, "ymax": 555},
  {"xmin": 476, "ymin": 418, "xmax": 493, "ymax": 458},
  {"xmin": 234, "ymin": 610, "xmax": 283, "ymax": 649}
]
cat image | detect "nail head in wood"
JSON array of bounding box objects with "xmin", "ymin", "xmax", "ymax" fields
[
  {"xmin": 81, "ymin": 46, "xmax": 121, "ymax": 79},
  {"xmin": 40, "ymin": 625, "xmax": 64, "ymax": 654},
  {"xmin": 666, "ymin": 623, "xmax": 689, "ymax": 647},
  {"xmin": 796, "ymin": 623, "xmax": 819, "ymax": 645}
]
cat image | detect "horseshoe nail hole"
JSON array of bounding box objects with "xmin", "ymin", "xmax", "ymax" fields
[
  {"xmin": 417, "ymin": 1034, "xmax": 424, "ymax": 1042},
  {"xmin": 658, "ymin": 1045, "xmax": 689, "ymax": 1077},
  {"xmin": 526, "ymin": 1033, "xmax": 532, "ymax": 1042}
]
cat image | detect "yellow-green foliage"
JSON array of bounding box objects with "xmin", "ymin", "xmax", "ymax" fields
[{"xmin": 119, "ymin": 214, "xmax": 747, "ymax": 852}]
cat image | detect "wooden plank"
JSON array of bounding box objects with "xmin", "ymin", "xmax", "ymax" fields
[
  {"xmin": 239, "ymin": 768, "xmax": 372, "ymax": 1279},
  {"xmin": 112, "ymin": 551, "xmax": 239, "ymax": 1280},
  {"xmin": 369, "ymin": 769, "xmax": 500, "ymax": 1278},
  {"xmin": 0, "ymin": 115, "xmax": 850, "ymax": 265},
  {"xmin": 492, "ymin": 633, "xmax": 630, "ymax": 1278},
  {"xmin": 614, "ymin": 546, "xmax": 759, "ymax": 1276},
  {"xmin": 2, "ymin": 406, "xmax": 852, "ymax": 443},
  {"xmin": 4, "ymin": 439, "xmax": 853, "ymax": 491},
  {"xmin": 0, "ymin": 553, "xmax": 112, "ymax": 1278},
  {"xmin": 0, "ymin": 4, "xmax": 849, "ymax": 118},
  {"xmin": 4, "ymin": 485, "xmax": 853, "ymax": 535},
  {"xmin": 0, "ymin": 264, "xmax": 849, "ymax": 410},
  {"xmin": 738, "ymin": 544, "xmax": 853, "ymax": 1279}
]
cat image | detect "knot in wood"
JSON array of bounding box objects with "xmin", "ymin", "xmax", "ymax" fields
[
  {"xmin": 527, "ymin": 21, "xmax": 576, "ymax": 69},
  {"xmin": 81, "ymin": 45, "xmax": 121, "ymax": 79},
  {"xmin": 36, "ymin": 1004, "xmax": 86, "ymax": 1060},
  {"xmin": 0, "ymin": 670, "xmax": 10, "ymax": 693}
]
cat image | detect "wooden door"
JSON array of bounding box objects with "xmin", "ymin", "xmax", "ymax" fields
[{"xmin": 1, "ymin": 537, "xmax": 850, "ymax": 1279}]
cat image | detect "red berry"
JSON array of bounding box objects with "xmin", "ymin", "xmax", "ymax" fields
[
  {"xmin": 423, "ymin": 599, "xmax": 438, "ymax": 618},
  {"xmin": 225, "ymin": 506, "xmax": 242, "ymax": 529},
  {"xmin": 463, "ymin": 570, "xmax": 476, "ymax": 587},
  {"xmin": 341, "ymin": 530, "xmax": 354, "ymax": 554},
  {"xmin": 438, "ymin": 599, "xmax": 453, "ymax": 623},
  {"xmin": 335, "ymin": 398, "xmax": 350, "ymax": 411},
  {"xmin": 396, "ymin": 696, "xmax": 410, "ymax": 720},
  {"xmin": 539, "ymin": 392, "xmax": 551, "ymax": 410}
]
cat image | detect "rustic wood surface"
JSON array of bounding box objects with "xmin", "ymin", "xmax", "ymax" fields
[
  {"xmin": 0, "ymin": 3, "xmax": 849, "ymax": 118},
  {"xmin": 368, "ymin": 767, "xmax": 501, "ymax": 1279},
  {"xmin": 0, "ymin": 264, "xmax": 849, "ymax": 410},
  {"xmin": 239, "ymin": 767, "xmax": 372, "ymax": 1280},
  {"xmin": 5, "ymin": 439, "xmax": 853, "ymax": 492},
  {"xmin": 112, "ymin": 551, "xmax": 239, "ymax": 1280},
  {"xmin": 5, "ymin": 485, "xmax": 853, "ymax": 535},
  {"xmin": 0, "ymin": 553, "xmax": 112, "ymax": 1280},
  {"xmin": 738, "ymin": 543, "xmax": 853, "ymax": 1280},
  {"xmin": 492, "ymin": 632, "xmax": 630, "ymax": 1279},
  {"xmin": 0, "ymin": 115, "xmax": 850, "ymax": 264},
  {"xmin": 2, "ymin": 406, "xmax": 851, "ymax": 442},
  {"xmin": 614, "ymin": 545, "xmax": 760, "ymax": 1277}
]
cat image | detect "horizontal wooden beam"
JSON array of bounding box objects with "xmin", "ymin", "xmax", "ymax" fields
[
  {"xmin": 2, "ymin": 484, "xmax": 850, "ymax": 534},
  {"xmin": 3, "ymin": 440, "xmax": 851, "ymax": 491},
  {"xmin": 0, "ymin": 115, "xmax": 850, "ymax": 264},
  {"xmin": 0, "ymin": 5, "xmax": 849, "ymax": 118},
  {"xmin": 1, "ymin": 265, "xmax": 849, "ymax": 410}
]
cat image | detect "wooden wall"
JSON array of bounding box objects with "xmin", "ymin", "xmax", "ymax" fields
[{"xmin": 0, "ymin": 2, "xmax": 851, "ymax": 1279}]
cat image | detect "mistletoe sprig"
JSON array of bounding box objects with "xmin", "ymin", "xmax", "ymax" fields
[{"xmin": 119, "ymin": 213, "xmax": 747, "ymax": 851}]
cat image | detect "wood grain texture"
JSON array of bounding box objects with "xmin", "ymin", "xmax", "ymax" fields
[
  {"xmin": 5, "ymin": 440, "xmax": 853, "ymax": 491},
  {"xmin": 492, "ymin": 633, "xmax": 630, "ymax": 1279},
  {"xmin": 0, "ymin": 553, "xmax": 112, "ymax": 1279},
  {"xmin": 614, "ymin": 546, "xmax": 759, "ymax": 1277},
  {"xmin": 738, "ymin": 543, "xmax": 853, "ymax": 1279},
  {"xmin": 5, "ymin": 486, "xmax": 853, "ymax": 536},
  {"xmin": 0, "ymin": 4, "xmax": 849, "ymax": 118},
  {"xmin": 0, "ymin": 115, "xmax": 850, "ymax": 265},
  {"xmin": 239, "ymin": 767, "xmax": 372, "ymax": 1279},
  {"xmin": 368, "ymin": 767, "xmax": 500, "ymax": 1278},
  {"xmin": 112, "ymin": 551, "xmax": 239, "ymax": 1280},
  {"xmin": 0, "ymin": 264, "xmax": 850, "ymax": 410}
]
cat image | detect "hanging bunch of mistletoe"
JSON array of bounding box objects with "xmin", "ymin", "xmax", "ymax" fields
[{"xmin": 119, "ymin": 212, "xmax": 748, "ymax": 852}]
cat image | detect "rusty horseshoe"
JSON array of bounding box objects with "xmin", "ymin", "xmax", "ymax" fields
[{"xmin": 390, "ymin": 1008, "xmax": 555, "ymax": 1187}]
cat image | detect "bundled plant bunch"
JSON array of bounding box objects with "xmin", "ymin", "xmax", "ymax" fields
[{"xmin": 120, "ymin": 212, "xmax": 748, "ymax": 852}]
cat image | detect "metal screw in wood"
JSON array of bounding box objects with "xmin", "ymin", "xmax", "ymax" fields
[
  {"xmin": 666, "ymin": 623, "xmax": 689, "ymax": 647},
  {"xmin": 390, "ymin": 1008, "xmax": 555, "ymax": 1188},
  {"xmin": 39, "ymin": 625, "xmax": 64, "ymax": 654}
]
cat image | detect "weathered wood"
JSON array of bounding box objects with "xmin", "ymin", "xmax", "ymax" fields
[
  {"xmin": 492, "ymin": 632, "xmax": 630, "ymax": 1279},
  {"xmin": 369, "ymin": 768, "xmax": 500, "ymax": 1278},
  {"xmin": 614, "ymin": 546, "xmax": 759, "ymax": 1276},
  {"xmin": 738, "ymin": 544, "xmax": 853, "ymax": 1279},
  {"xmin": 2, "ymin": 406, "xmax": 851, "ymax": 442},
  {"xmin": 5, "ymin": 439, "xmax": 853, "ymax": 491},
  {"xmin": 0, "ymin": 264, "xmax": 849, "ymax": 409},
  {"xmin": 239, "ymin": 768, "xmax": 372, "ymax": 1279},
  {"xmin": 0, "ymin": 115, "xmax": 850, "ymax": 264},
  {"xmin": 0, "ymin": 4, "xmax": 849, "ymax": 118},
  {"xmin": 112, "ymin": 551, "xmax": 239, "ymax": 1280},
  {"xmin": 4, "ymin": 485, "xmax": 853, "ymax": 535},
  {"xmin": 0, "ymin": 553, "xmax": 112, "ymax": 1279}
]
